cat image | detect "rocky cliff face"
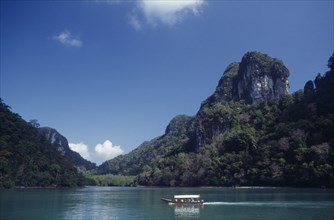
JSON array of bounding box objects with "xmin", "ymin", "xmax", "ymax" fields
[
  {"xmin": 202, "ymin": 51, "xmax": 289, "ymax": 108},
  {"xmin": 39, "ymin": 127, "xmax": 96, "ymax": 170},
  {"xmin": 196, "ymin": 51, "xmax": 290, "ymax": 148},
  {"xmin": 39, "ymin": 127, "xmax": 68, "ymax": 155},
  {"xmin": 233, "ymin": 52, "xmax": 289, "ymax": 105},
  {"xmin": 98, "ymin": 114, "xmax": 196, "ymax": 175},
  {"xmin": 99, "ymin": 51, "xmax": 291, "ymax": 174},
  {"xmin": 97, "ymin": 52, "xmax": 334, "ymax": 187}
]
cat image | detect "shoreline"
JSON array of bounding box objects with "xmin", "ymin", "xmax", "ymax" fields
[{"xmin": 2, "ymin": 185, "xmax": 332, "ymax": 190}]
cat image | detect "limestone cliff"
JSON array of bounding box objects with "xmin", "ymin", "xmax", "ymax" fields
[
  {"xmin": 202, "ymin": 51, "xmax": 289, "ymax": 108},
  {"xmin": 233, "ymin": 51, "xmax": 289, "ymax": 105},
  {"xmin": 39, "ymin": 127, "xmax": 96, "ymax": 170},
  {"xmin": 97, "ymin": 52, "xmax": 334, "ymax": 188},
  {"xmin": 196, "ymin": 51, "xmax": 290, "ymax": 148},
  {"xmin": 100, "ymin": 51, "xmax": 291, "ymax": 174}
]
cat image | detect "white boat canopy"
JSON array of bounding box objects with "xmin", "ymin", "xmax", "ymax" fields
[{"xmin": 174, "ymin": 195, "xmax": 200, "ymax": 199}]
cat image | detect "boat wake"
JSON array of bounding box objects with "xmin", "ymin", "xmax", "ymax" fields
[
  {"xmin": 203, "ymin": 201, "xmax": 333, "ymax": 208},
  {"xmin": 204, "ymin": 202, "xmax": 287, "ymax": 206}
]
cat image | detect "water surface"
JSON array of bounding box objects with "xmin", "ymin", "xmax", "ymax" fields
[{"xmin": 1, "ymin": 187, "xmax": 333, "ymax": 220}]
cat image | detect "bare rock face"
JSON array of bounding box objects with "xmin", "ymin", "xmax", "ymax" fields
[
  {"xmin": 196, "ymin": 51, "xmax": 290, "ymax": 148},
  {"xmin": 39, "ymin": 127, "xmax": 96, "ymax": 170},
  {"xmin": 98, "ymin": 51, "xmax": 291, "ymax": 172},
  {"xmin": 232, "ymin": 51, "xmax": 289, "ymax": 105},
  {"xmin": 39, "ymin": 127, "xmax": 68, "ymax": 155},
  {"xmin": 202, "ymin": 51, "xmax": 289, "ymax": 108}
]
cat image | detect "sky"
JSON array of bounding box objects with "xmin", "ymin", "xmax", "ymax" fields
[{"xmin": 1, "ymin": 0, "xmax": 333, "ymax": 165}]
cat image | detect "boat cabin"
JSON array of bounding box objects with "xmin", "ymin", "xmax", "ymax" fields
[{"xmin": 161, "ymin": 195, "xmax": 204, "ymax": 205}]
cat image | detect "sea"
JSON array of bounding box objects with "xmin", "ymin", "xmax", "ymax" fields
[{"xmin": 0, "ymin": 186, "xmax": 333, "ymax": 220}]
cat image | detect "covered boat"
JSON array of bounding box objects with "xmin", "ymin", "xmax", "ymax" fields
[{"xmin": 161, "ymin": 195, "xmax": 204, "ymax": 205}]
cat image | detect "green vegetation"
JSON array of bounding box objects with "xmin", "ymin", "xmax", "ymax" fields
[
  {"xmin": 0, "ymin": 100, "xmax": 88, "ymax": 188},
  {"xmin": 98, "ymin": 115, "xmax": 196, "ymax": 176},
  {"xmin": 100, "ymin": 53, "xmax": 334, "ymax": 188},
  {"xmin": 201, "ymin": 62, "xmax": 239, "ymax": 107},
  {"xmin": 38, "ymin": 127, "xmax": 97, "ymax": 171},
  {"xmin": 1, "ymin": 52, "xmax": 333, "ymax": 188},
  {"xmin": 241, "ymin": 51, "xmax": 288, "ymax": 78},
  {"xmin": 83, "ymin": 173, "xmax": 136, "ymax": 186}
]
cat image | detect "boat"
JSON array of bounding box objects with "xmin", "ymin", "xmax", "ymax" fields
[{"xmin": 161, "ymin": 195, "xmax": 204, "ymax": 205}]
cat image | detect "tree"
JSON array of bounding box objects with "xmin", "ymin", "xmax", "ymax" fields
[
  {"xmin": 0, "ymin": 100, "xmax": 87, "ymax": 188},
  {"xmin": 29, "ymin": 119, "xmax": 40, "ymax": 128},
  {"xmin": 328, "ymin": 52, "xmax": 334, "ymax": 71},
  {"xmin": 304, "ymin": 80, "xmax": 315, "ymax": 101}
]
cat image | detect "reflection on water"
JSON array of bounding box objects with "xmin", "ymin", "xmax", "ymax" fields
[
  {"xmin": 1, "ymin": 187, "xmax": 334, "ymax": 220},
  {"xmin": 59, "ymin": 188, "xmax": 127, "ymax": 220},
  {"xmin": 174, "ymin": 205, "xmax": 201, "ymax": 219}
]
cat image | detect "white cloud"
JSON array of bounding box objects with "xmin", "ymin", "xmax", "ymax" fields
[
  {"xmin": 69, "ymin": 142, "xmax": 91, "ymax": 160},
  {"xmin": 128, "ymin": 0, "xmax": 206, "ymax": 29},
  {"xmin": 53, "ymin": 30, "xmax": 82, "ymax": 47},
  {"xmin": 94, "ymin": 140, "xmax": 124, "ymax": 160},
  {"xmin": 69, "ymin": 140, "xmax": 124, "ymax": 165}
]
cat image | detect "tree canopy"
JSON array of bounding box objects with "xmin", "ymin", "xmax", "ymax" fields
[
  {"xmin": 0, "ymin": 100, "xmax": 88, "ymax": 188},
  {"xmin": 99, "ymin": 54, "xmax": 334, "ymax": 188}
]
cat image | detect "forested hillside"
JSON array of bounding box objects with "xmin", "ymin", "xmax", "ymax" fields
[
  {"xmin": 39, "ymin": 127, "xmax": 96, "ymax": 170},
  {"xmin": 0, "ymin": 100, "xmax": 87, "ymax": 188},
  {"xmin": 99, "ymin": 52, "xmax": 334, "ymax": 187},
  {"xmin": 98, "ymin": 115, "xmax": 196, "ymax": 176},
  {"xmin": 1, "ymin": 52, "xmax": 333, "ymax": 188}
]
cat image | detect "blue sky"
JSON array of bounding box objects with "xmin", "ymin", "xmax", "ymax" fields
[{"xmin": 1, "ymin": 0, "xmax": 333, "ymax": 165}]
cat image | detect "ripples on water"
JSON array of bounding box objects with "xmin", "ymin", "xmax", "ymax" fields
[
  {"xmin": 1, "ymin": 187, "xmax": 333, "ymax": 220},
  {"xmin": 203, "ymin": 201, "xmax": 334, "ymax": 209}
]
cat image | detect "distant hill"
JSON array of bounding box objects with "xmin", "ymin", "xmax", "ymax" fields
[
  {"xmin": 98, "ymin": 51, "xmax": 334, "ymax": 187},
  {"xmin": 0, "ymin": 100, "xmax": 87, "ymax": 188},
  {"xmin": 38, "ymin": 127, "xmax": 96, "ymax": 170},
  {"xmin": 98, "ymin": 114, "xmax": 196, "ymax": 177}
]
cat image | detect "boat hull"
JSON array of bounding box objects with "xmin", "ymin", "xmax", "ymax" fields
[
  {"xmin": 161, "ymin": 198, "xmax": 172, "ymax": 203},
  {"xmin": 161, "ymin": 198, "xmax": 204, "ymax": 205}
]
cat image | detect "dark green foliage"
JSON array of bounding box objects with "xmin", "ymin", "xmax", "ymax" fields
[
  {"xmin": 0, "ymin": 100, "xmax": 87, "ymax": 188},
  {"xmin": 100, "ymin": 53, "xmax": 334, "ymax": 187},
  {"xmin": 239, "ymin": 51, "xmax": 289, "ymax": 78},
  {"xmin": 201, "ymin": 62, "xmax": 239, "ymax": 107},
  {"xmin": 83, "ymin": 173, "xmax": 136, "ymax": 186},
  {"xmin": 4, "ymin": 53, "xmax": 331, "ymax": 188},
  {"xmin": 314, "ymin": 64, "xmax": 334, "ymax": 115},
  {"xmin": 98, "ymin": 115, "xmax": 196, "ymax": 176},
  {"xmin": 241, "ymin": 51, "xmax": 273, "ymax": 74},
  {"xmin": 304, "ymin": 80, "xmax": 315, "ymax": 101},
  {"xmin": 328, "ymin": 52, "xmax": 334, "ymax": 71},
  {"xmin": 38, "ymin": 127, "xmax": 96, "ymax": 170}
]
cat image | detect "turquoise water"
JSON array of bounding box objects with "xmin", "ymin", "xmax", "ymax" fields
[{"xmin": 1, "ymin": 187, "xmax": 333, "ymax": 220}]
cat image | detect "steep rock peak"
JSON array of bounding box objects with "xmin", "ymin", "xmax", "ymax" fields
[
  {"xmin": 38, "ymin": 127, "xmax": 69, "ymax": 155},
  {"xmin": 202, "ymin": 51, "xmax": 289, "ymax": 108},
  {"xmin": 38, "ymin": 127, "xmax": 96, "ymax": 169},
  {"xmin": 196, "ymin": 51, "xmax": 290, "ymax": 149},
  {"xmin": 233, "ymin": 51, "xmax": 289, "ymax": 105},
  {"xmin": 201, "ymin": 62, "xmax": 240, "ymax": 108}
]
